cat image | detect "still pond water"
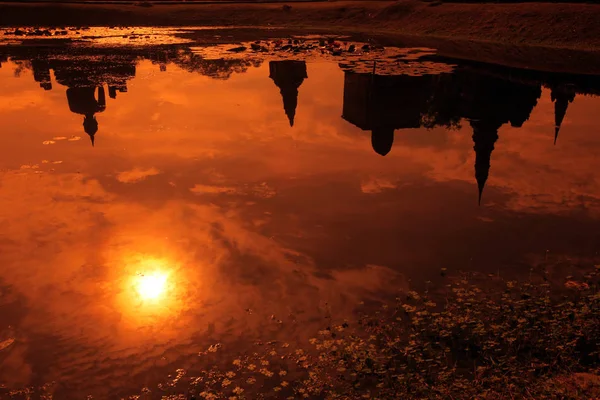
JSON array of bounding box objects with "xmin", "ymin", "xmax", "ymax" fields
[{"xmin": 0, "ymin": 30, "xmax": 600, "ymax": 398}]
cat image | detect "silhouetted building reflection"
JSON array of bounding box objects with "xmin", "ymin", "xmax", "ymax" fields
[
  {"xmin": 26, "ymin": 52, "xmax": 137, "ymax": 145},
  {"xmin": 342, "ymin": 71, "xmax": 432, "ymax": 155},
  {"xmin": 471, "ymin": 120, "xmax": 499, "ymax": 205},
  {"xmin": 150, "ymin": 50, "xmax": 169, "ymax": 72},
  {"xmin": 269, "ymin": 61, "xmax": 308, "ymax": 127},
  {"xmin": 550, "ymin": 85, "xmax": 576, "ymax": 144},
  {"xmin": 67, "ymin": 86, "xmax": 106, "ymax": 146},
  {"xmin": 457, "ymin": 73, "xmax": 541, "ymax": 203},
  {"xmin": 7, "ymin": 45, "xmax": 268, "ymax": 145},
  {"xmin": 4, "ymin": 44, "xmax": 600, "ymax": 205},
  {"xmin": 108, "ymin": 84, "xmax": 128, "ymax": 99},
  {"xmin": 341, "ymin": 68, "xmax": 542, "ymax": 203},
  {"xmin": 31, "ymin": 59, "xmax": 52, "ymax": 90}
]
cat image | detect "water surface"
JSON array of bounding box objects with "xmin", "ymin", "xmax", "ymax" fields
[{"xmin": 0, "ymin": 34, "xmax": 600, "ymax": 399}]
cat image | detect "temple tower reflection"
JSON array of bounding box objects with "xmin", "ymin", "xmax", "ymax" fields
[
  {"xmin": 341, "ymin": 70, "xmax": 431, "ymax": 156},
  {"xmin": 269, "ymin": 61, "xmax": 308, "ymax": 127},
  {"xmin": 550, "ymin": 85, "xmax": 576, "ymax": 144},
  {"xmin": 66, "ymin": 86, "xmax": 106, "ymax": 146}
]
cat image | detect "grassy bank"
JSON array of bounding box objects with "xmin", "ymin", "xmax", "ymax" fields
[
  {"xmin": 136, "ymin": 263, "xmax": 600, "ymax": 399},
  {"xmin": 1, "ymin": 1, "xmax": 600, "ymax": 51}
]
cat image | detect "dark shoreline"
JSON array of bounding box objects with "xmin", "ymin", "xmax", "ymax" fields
[
  {"xmin": 1, "ymin": 1, "xmax": 600, "ymax": 48},
  {"xmin": 2, "ymin": 1, "xmax": 600, "ymax": 74}
]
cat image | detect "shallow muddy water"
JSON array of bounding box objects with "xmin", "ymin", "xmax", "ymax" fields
[{"xmin": 0, "ymin": 30, "xmax": 599, "ymax": 399}]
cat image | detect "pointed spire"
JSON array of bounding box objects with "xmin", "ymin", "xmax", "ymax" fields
[
  {"xmin": 281, "ymin": 86, "xmax": 298, "ymax": 127},
  {"xmin": 553, "ymin": 93, "xmax": 570, "ymax": 145},
  {"xmin": 551, "ymin": 86, "xmax": 575, "ymax": 145},
  {"xmin": 269, "ymin": 61, "xmax": 307, "ymax": 127},
  {"xmin": 471, "ymin": 120, "xmax": 500, "ymax": 206},
  {"xmin": 553, "ymin": 95, "xmax": 569, "ymax": 145},
  {"xmin": 83, "ymin": 114, "xmax": 98, "ymax": 148}
]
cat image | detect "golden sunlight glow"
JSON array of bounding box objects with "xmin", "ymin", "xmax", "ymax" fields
[
  {"xmin": 135, "ymin": 271, "xmax": 168, "ymax": 300},
  {"xmin": 112, "ymin": 250, "xmax": 191, "ymax": 324}
]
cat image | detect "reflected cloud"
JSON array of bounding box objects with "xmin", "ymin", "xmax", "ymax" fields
[
  {"xmin": 190, "ymin": 184, "xmax": 237, "ymax": 195},
  {"xmin": 360, "ymin": 177, "xmax": 398, "ymax": 194},
  {"xmin": 190, "ymin": 182, "xmax": 276, "ymax": 198},
  {"xmin": 116, "ymin": 167, "xmax": 161, "ymax": 183}
]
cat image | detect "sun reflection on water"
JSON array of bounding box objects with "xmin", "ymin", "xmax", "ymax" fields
[
  {"xmin": 130, "ymin": 257, "xmax": 173, "ymax": 304},
  {"xmin": 135, "ymin": 271, "xmax": 168, "ymax": 301},
  {"xmin": 107, "ymin": 237, "xmax": 208, "ymax": 330}
]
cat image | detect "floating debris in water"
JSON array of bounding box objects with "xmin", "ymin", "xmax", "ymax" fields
[
  {"xmin": 339, "ymin": 59, "xmax": 455, "ymax": 76},
  {"xmin": 0, "ymin": 338, "xmax": 14, "ymax": 352},
  {"xmin": 227, "ymin": 46, "xmax": 247, "ymax": 53},
  {"xmin": 189, "ymin": 38, "xmax": 452, "ymax": 76}
]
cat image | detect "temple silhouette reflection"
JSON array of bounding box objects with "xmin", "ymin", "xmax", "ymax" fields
[
  {"xmin": 2, "ymin": 43, "xmax": 600, "ymax": 204},
  {"xmin": 341, "ymin": 66, "xmax": 544, "ymax": 203},
  {"xmin": 25, "ymin": 50, "xmax": 137, "ymax": 146},
  {"xmin": 550, "ymin": 84, "xmax": 576, "ymax": 144},
  {"xmin": 450, "ymin": 71, "xmax": 541, "ymax": 204},
  {"xmin": 31, "ymin": 58, "xmax": 52, "ymax": 90},
  {"xmin": 342, "ymin": 72, "xmax": 432, "ymax": 155},
  {"xmin": 8, "ymin": 46, "xmax": 264, "ymax": 146},
  {"xmin": 66, "ymin": 86, "xmax": 105, "ymax": 146},
  {"xmin": 269, "ymin": 60, "xmax": 308, "ymax": 127}
]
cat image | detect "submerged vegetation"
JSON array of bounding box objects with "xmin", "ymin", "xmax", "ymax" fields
[{"xmin": 156, "ymin": 265, "xmax": 600, "ymax": 400}]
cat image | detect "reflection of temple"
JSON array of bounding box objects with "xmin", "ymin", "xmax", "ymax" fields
[
  {"xmin": 341, "ymin": 67, "xmax": 542, "ymax": 203},
  {"xmin": 3, "ymin": 43, "xmax": 600, "ymax": 205},
  {"xmin": 550, "ymin": 85, "xmax": 576, "ymax": 144},
  {"xmin": 457, "ymin": 73, "xmax": 541, "ymax": 203},
  {"xmin": 28, "ymin": 53, "xmax": 136, "ymax": 146},
  {"xmin": 6, "ymin": 45, "xmax": 268, "ymax": 145},
  {"xmin": 31, "ymin": 59, "xmax": 52, "ymax": 90},
  {"xmin": 150, "ymin": 50, "xmax": 169, "ymax": 72},
  {"xmin": 471, "ymin": 120, "xmax": 499, "ymax": 205},
  {"xmin": 342, "ymin": 71, "xmax": 432, "ymax": 155},
  {"xmin": 269, "ymin": 61, "xmax": 308, "ymax": 127},
  {"xmin": 66, "ymin": 86, "xmax": 106, "ymax": 146}
]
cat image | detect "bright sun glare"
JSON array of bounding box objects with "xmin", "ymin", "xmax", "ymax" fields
[{"xmin": 136, "ymin": 272, "xmax": 168, "ymax": 300}]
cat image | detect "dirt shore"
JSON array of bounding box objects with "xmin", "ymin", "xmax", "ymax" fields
[
  {"xmin": 1, "ymin": 1, "xmax": 600, "ymax": 50},
  {"xmin": 1, "ymin": 1, "xmax": 600, "ymax": 74}
]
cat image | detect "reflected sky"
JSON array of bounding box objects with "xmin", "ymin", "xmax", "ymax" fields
[{"xmin": 0, "ymin": 46, "xmax": 600, "ymax": 398}]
